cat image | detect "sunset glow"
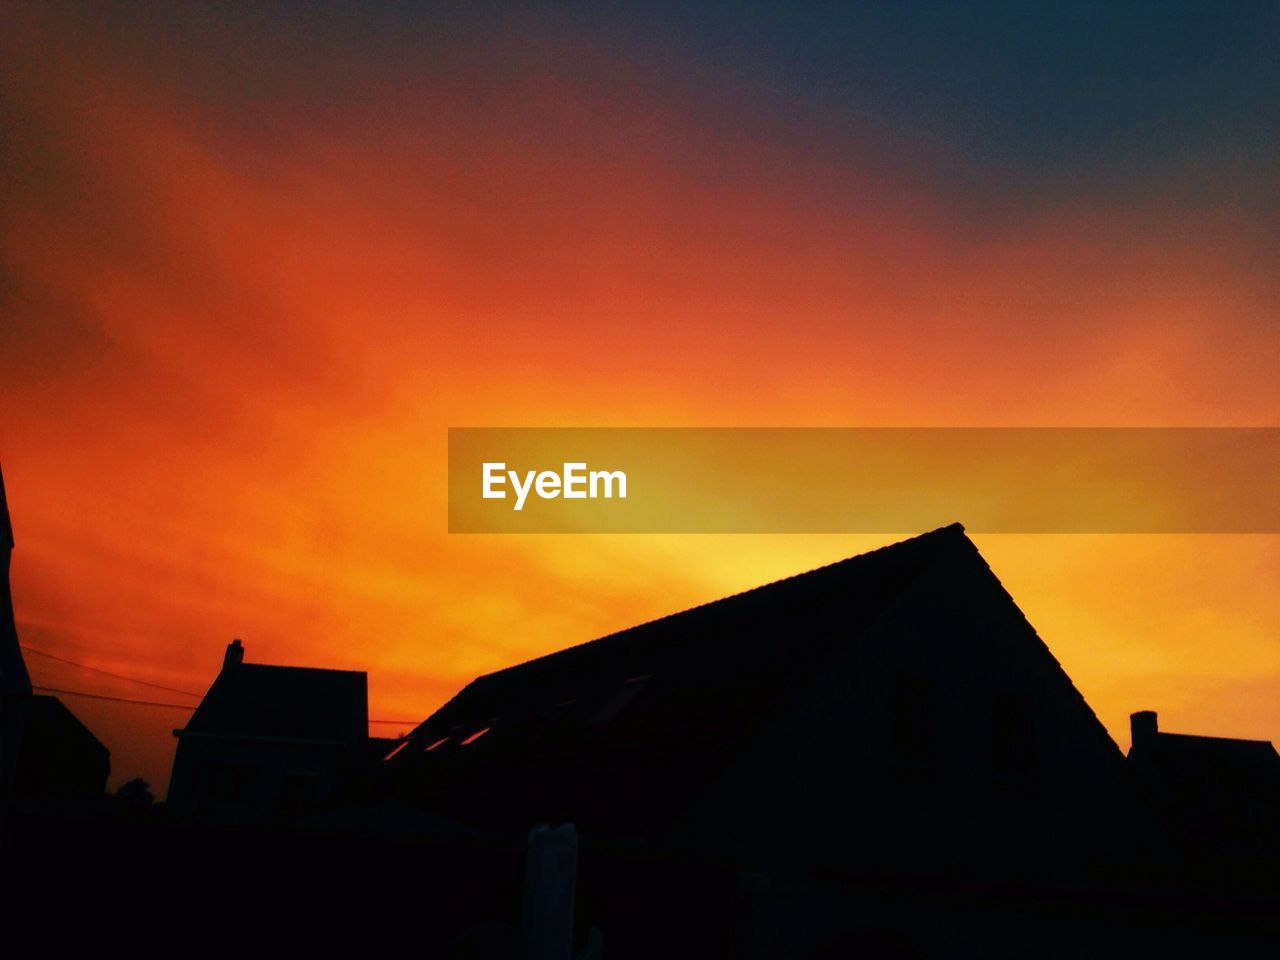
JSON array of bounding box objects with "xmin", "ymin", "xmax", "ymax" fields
[{"xmin": 2, "ymin": 4, "xmax": 1277, "ymax": 792}]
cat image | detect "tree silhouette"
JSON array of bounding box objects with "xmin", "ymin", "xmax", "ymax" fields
[{"xmin": 116, "ymin": 777, "xmax": 154, "ymax": 809}]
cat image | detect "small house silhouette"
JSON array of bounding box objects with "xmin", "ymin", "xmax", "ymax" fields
[
  {"xmin": 168, "ymin": 639, "xmax": 370, "ymax": 823},
  {"xmin": 1128, "ymin": 709, "xmax": 1280, "ymax": 887},
  {"xmin": 2, "ymin": 463, "xmax": 109, "ymax": 817}
]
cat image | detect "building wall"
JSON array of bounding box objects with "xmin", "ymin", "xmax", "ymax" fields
[
  {"xmin": 168, "ymin": 736, "xmax": 347, "ymax": 824},
  {"xmin": 673, "ymin": 542, "xmax": 1141, "ymax": 884}
]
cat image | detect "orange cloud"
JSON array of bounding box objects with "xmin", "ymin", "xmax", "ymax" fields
[{"xmin": 1, "ymin": 6, "xmax": 1276, "ymax": 791}]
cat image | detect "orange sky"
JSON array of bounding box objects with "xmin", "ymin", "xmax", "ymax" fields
[{"xmin": 2, "ymin": 4, "xmax": 1277, "ymax": 792}]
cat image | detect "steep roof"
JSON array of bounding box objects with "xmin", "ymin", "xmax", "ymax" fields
[
  {"xmin": 16, "ymin": 695, "xmax": 111, "ymax": 796},
  {"xmin": 388, "ymin": 523, "xmax": 1055, "ymax": 830},
  {"xmin": 181, "ymin": 660, "xmax": 368, "ymax": 744},
  {"xmin": 26, "ymin": 694, "xmax": 111, "ymax": 762},
  {"xmin": 414, "ymin": 523, "xmax": 964, "ymax": 735}
]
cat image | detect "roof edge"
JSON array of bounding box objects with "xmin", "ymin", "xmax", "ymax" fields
[{"xmin": 471, "ymin": 523, "xmax": 968, "ymax": 685}]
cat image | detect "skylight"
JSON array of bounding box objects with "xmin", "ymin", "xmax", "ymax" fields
[
  {"xmin": 424, "ymin": 736, "xmax": 449, "ymax": 751},
  {"xmin": 461, "ymin": 726, "xmax": 490, "ymax": 745},
  {"xmin": 383, "ymin": 740, "xmax": 411, "ymax": 761}
]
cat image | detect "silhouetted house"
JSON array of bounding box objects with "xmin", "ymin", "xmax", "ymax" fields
[
  {"xmin": 14, "ymin": 694, "xmax": 110, "ymax": 800},
  {"xmin": 1, "ymin": 462, "xmax": 33, "ymax": 819},
  {"xmin": 169, "ymin": 640, "xmax": 369, "ymax": 824},
  {"xmin": 385, "ymin": 524, "xmax": 1141, "ymax": 891},
  {"xmin": 2, "ymin": 464, "xmax": 110, "ymax": 814},
  {"xmin": 1128, "ymin": 709, "xmax": 1280, "ymax": 887}
]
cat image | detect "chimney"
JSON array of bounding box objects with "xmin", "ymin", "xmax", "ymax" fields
[
  {"xmin": 224, "ymin": 638, "xmax": 245, "ymax": 670},
  {"xmin": 1130, "ymin": 710, "xmax": 1158, "ymax": 753}
]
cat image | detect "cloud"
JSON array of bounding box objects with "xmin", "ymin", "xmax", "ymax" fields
[{"xmin": 2, "ymin": 3, "xmax": 1276, "ymax": 788}]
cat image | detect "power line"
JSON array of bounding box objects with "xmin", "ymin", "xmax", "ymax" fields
[
  {"xmin": 22, "ymin": 643, "xmax": 420, "ymax": 724},
  {"xmin": 21, "ymin": 644, "xmax": 202, "ymax": 698},
  {"xmin": 32, "ymin": 685, "xmax": 196, "ymax": 710},
  {"xmin": 32, "ymin": 684, "xmax": 419, "ymax": 725}
]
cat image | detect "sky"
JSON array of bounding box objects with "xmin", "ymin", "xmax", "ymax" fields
[{"xmin": 2, "ymin": 1, "xmax": 1278, "ymax": 793}]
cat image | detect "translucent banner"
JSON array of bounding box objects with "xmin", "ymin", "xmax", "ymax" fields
[{"xmin": 447, "ymin": 428, "xmax": 1280, "ymax": 533}]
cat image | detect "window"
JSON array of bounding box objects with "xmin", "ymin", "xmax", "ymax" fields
[
  {"xmin": 460, "ymin": 726, "xmax": 490, "ymax": 745},
  {"xmin": 383, "ymin": 740, "xmax": 411, "ymax": 761},
  {"xmin": 424, "ymin": 736, "xmax": 449, "ymax": 751}
]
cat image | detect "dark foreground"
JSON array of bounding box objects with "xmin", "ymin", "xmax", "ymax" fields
[{"xmin": 8, "ymin": 808, "xmax": 1279, "ymax": 958}]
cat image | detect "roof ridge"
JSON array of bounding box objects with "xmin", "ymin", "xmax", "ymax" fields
[
  {"xmin": 1158, "ymin": 730, "xmax": 1279, "ymax": 750},
  {"xmin": 472, "ymin": 523, "xmax": 967, "ymax": 684},
  {"xmin": 237, "ymin": 661, "xmax": 367, "ymax": 677}
]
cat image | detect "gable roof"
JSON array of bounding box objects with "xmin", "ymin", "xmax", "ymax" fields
[
  {"xmin": 410, "ymin": 523, "xmax": 963, "ymax": 742},
  {"xmin": 16, "ymin": 695, "xmax": 111, "ymax": 796},
  {"xmin": 26, "ymin": 694, "xmax": 111, "ymax": 762},
  {"xmin": 387, "ymin": 523, "xmax": 1113, "ymax": 833},
  {"xmin": 180, "ymin": 660, "xmax": 368, "ymax": 744}
]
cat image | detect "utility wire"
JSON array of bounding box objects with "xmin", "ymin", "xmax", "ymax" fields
[
  {"xmin": 32, "ymin": 684, "xmax": 419, "ymax": 725},
  {"xmin": 21, "ymin": 644, "xmax": 202, "ymax": 698},
  {"xmin": 32, "ymin": 685, "xmax": 196, "ymax": 710}
]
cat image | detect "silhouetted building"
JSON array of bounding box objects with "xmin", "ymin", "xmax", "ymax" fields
[
  {"xmin": 3, "ymin": 465, "xmax": 109, "ymax": 823},
  {"xmin": 14, "ymin": 694, "xmax": 110, "ymax": 799},
  {"xmin": 168, "ymin": 640, "xmax": 370, "ymax": 824},
  {"xmin": 1, "ymin": 462, "xmax": 33, "ymax": 824},
  {"xmin": 1128, "ymin": 709, "xmax": 1280, "ymax": 887},
  {"xmin": 7, "ymin": 519, "xmax": 1275, "ymax": 957},
  {"xmin": 385, "ymin": 524, "xmax": 1141, "ymax": 892}
]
